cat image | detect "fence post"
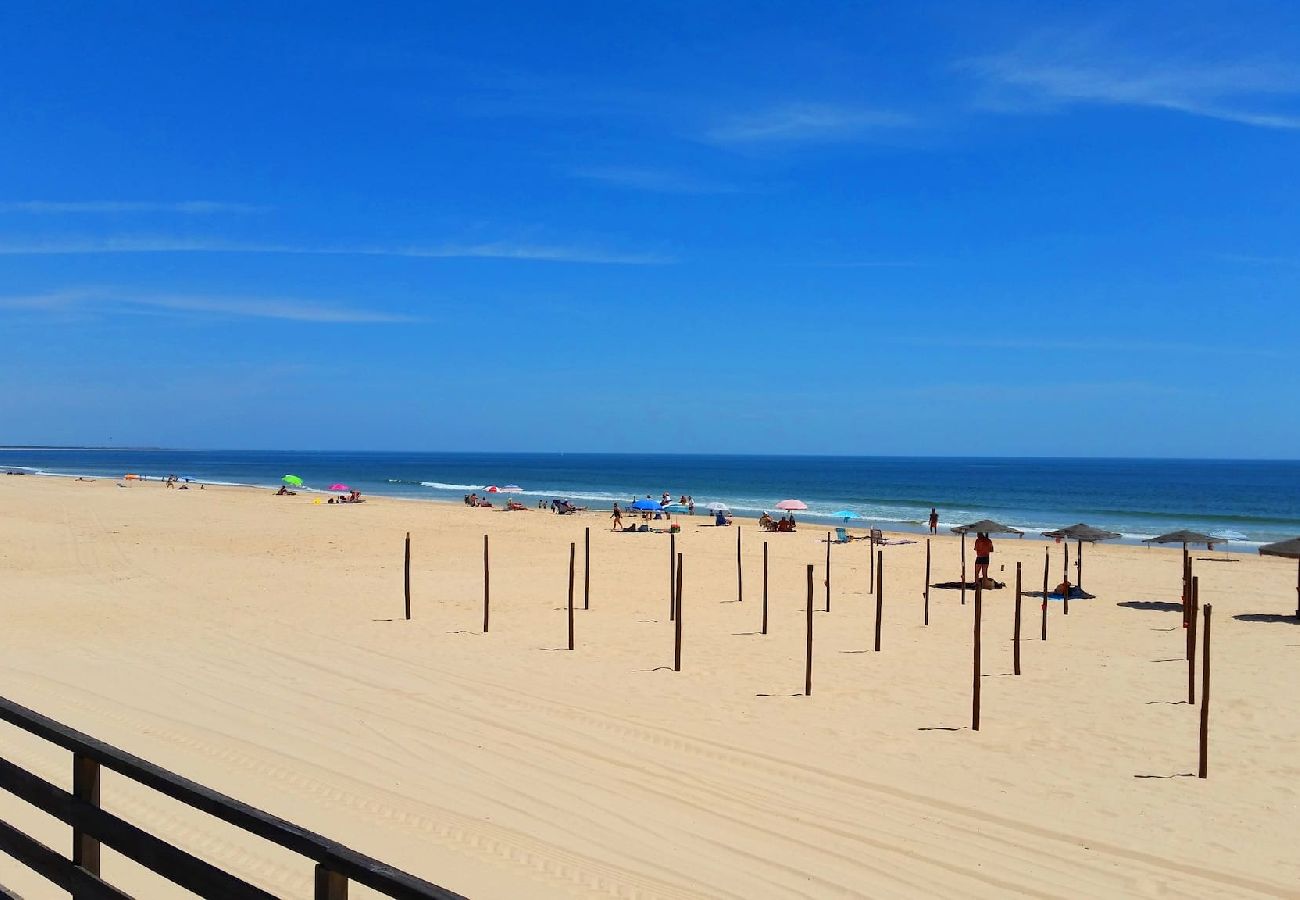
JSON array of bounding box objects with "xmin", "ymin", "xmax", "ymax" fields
[
  {"xmin": 584, "ymin": 527, "xmax": 591, "ymax": 611},
  {"xmin": 762, "ymin": 542, "xmax": 769, "ymax": 635},
  {"xmin": 674, "ymin": 553, "xmax": 684, "ymax": 672},
  {"xmin": 1013, "ymin": 562, "xmax": 1022, "ymax": 676},
  {"xmin": 874, "ymin": 550, "xmax": 883, "ymax": 651},
  {"xmin": 924, "ymin": 538, "xmax": 931, "ymax": 626},
  {"xmin": 483, "ymin": 535, "xmax": 490, "ymax": 633},
  {"xmin": 71, "ymin": 752, "xmax": 100, "ymax": 882},
  {"xmin": 825, "ymin": 533, "xmax": 831, "ymax": 612},
  {"xmin": 737, "ymin": 528, "xmax": 743, "ymax": 602},
  {"xmin": 804, "ymin": 564, "xmax": 814, "ymax": 696},
  {"xmin": 403, "ymin": 532, "xmax": 411, "ymax": 621},
  {"xmin": 567, "ymin": 542, "xmax": 576, "ymax": 651},
  {"xmin": 314, "ymin": 864, "xmax": 348, "ymax": 899},
  {"xmin": 972, "ymin": 581, "xmax": 983, "ymax": 731},
  {"xmin": 1040, "ymin": 547, "xmax": 1049, "ymax": 642},
  {"xmin": 1188, "ymin": 576, "xmax": 1199, "ymax": 705}
]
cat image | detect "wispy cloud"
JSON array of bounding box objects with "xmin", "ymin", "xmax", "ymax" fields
[
  {"xmin": 706, "ymin": 102, "xmax": 914, "ymax": 144},
  {"xmin": 963, "ymin": 31, "xmax": 1300, "ymax": 130},
  {"xmin": 568, "ymin": 165, "xmax": 742, "ymax": 195},
  {"xmin": 0, "ymin": 236, "xmax": 670, "ymax": 264},
  {"xmin": 0, "ymin": 288, "xmax": 417, "ymax": 323},
  {"xmin": 0, "ymin": 201, "xmax": 269, "ymax": 214}
]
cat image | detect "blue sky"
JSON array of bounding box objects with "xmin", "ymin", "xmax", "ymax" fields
[{"xmin": 2, "ymin": 2, "xmax": 1298, "ymax": 456}]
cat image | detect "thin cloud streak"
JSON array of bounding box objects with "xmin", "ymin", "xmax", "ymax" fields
[
  {"xmin": 0, "ymin": 289, "xmax": 418, "ymax": 323},
  {"xmin": 0, "ymin": 201, "xmax": 269, "ymax": 214},
  {"xmin": 0, "ymin": 236, "xmax": 670, "ymax": 265},
  {"xmin": 706, "ymin": 102, "xmax": 914, "ymax": 144},
  {"xmin": 963, "ymin": 31, "xmax": 1300, "ymax": 130}
]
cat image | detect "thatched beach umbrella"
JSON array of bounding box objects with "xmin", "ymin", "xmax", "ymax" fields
[
  {"xmin": 1042, "ymin": 523, "xmax": 1121, "ymax": 593},
  {"xmin": 951, "ymin": 520, "xmax": 1023, "ymax": 602},
  {"xmin": 1258, "ymin": 537, "xmax": 1300, "ymax": 620},
  {"xmin": 1145, "ymin": 530, "xmax": 1222, "ymax": 622}
]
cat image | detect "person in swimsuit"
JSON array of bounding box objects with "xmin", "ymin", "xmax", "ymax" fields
[
  {"xmin": 973, "ymin": 532, "xmax": 993, "ymax": 585},
  {"xmin": 928, "ymin": 508, "xmax": 939, "ymax": 534},
  {"xmin": 611, "ymin": 503, "xmax": 624, "ymax": 531}
]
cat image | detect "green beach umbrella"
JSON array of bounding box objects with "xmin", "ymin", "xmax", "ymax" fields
[{"xmin": 282, "ymin": 474, "xmax": 303, "ymax": 486}]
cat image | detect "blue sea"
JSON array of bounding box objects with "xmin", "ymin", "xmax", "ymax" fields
[{"xmin": 2, "ymin": 450, "xmax": 1298, "ymax": 546}]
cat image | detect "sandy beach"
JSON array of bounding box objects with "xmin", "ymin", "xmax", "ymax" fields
[{"xmin": 1, "ymin": 474, "xmax": 1298, "ymax": 898}]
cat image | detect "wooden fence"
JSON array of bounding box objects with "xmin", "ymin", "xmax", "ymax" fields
[{"xmin": 0, "ymin": 696, "xmax": 465, "ymax": 899}]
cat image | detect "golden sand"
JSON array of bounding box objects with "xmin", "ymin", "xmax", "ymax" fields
[{"xmin": 1, "ymin": 475, "xmax": 1298, "ymax": 897}]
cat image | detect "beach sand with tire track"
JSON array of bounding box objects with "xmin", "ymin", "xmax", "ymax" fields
[{"xmin": 1, "ymin": 474, "xmax": 1298, "ymax": 898}]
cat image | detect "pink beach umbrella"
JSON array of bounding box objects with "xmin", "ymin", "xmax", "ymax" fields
[
  {"xmin": 328, "ymin": 483, "xmax": 351, "ymax": 492},
  {"xmin": 775, "ymin": 499, "xmax": 808, "ymax": 511}
]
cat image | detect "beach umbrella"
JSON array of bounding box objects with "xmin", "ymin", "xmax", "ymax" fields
[
  {"xmin": 328, "ymin": 483, "xmax": 351, "ymax": 492},
  {"xmin": 485, "ymin": 485, "xmax": 500, "ymax": 493},
  {"xmin": 831, "ymin": 509, "xmax": 862, "ymax": 522},
  {"xmin": 282, "ymin": 475, "xmax": 303, "ymax": 486},
  {"xmin": 178, "ymin": 474, "xmax": 197, "ymax": 482},
  {"xmin": 950, "ymin": 520, "xmax": 1023, "ymax": 599},
  {"xmin": 631, "ymin": 498, "xmax": 662, "ymax": 511},
  {"xmin": 502, "ymin": 484, "xmax": 522, "ymax": 492},
  {"xmin": 1042, "ymin": 523, "xmax": 1121, "ymax": 592},
  {"xmin": 1259, "ymin": 537, "xmax": 1300, "ymax": 619},
  {"xmin": 705, "ymin": 502, "xmax": 730, "ymax": 513},
  {"xmin": 1143, "ymin": 530, "xmax": 1220, "ymax": 549},
  {"xmin": 775, "ymin": 499, "xmax": 808, "ymax": 511}
]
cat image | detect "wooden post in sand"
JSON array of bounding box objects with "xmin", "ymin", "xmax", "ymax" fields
[
  {"xmin": 482, "ymin": 535, "xmax": 490, "ymax": 633},
  {"xmin": 1062, "ymin": 541, "xmax": 1070, "ymax": 616},
  {"xmin": 825, "ymin": 533, "xmax": 831, "ymax": 612},
  {"xmin": 869, "ymin": 532, "xmax": 875, "ymax": 590},
  {"xmin": 804, "ymin": 564, "xmax": 814, "ymax": 696},
  {"xmin": 1040, "ymin": 547, "xmax": 1049, "ymax": 642},
  {"xmin": 583, "ymin": 527, "xmax": 590, "ymax": 610},
  {"xmin": 972, "ymin": 581, "xmax": 983, "ymax": 731},
  {"xmin": 924, "ymin": 539, "xmax": 931, "ymax": 626},
  {"xmin": 1199, "ymin": 603, "xmax": 1212, "ymax": 778},
  {"xmin": 403, "ymin": 532, "xmax": 411, "ymax": 621},
  {"xmin": 669, "ymin": 532, "xmax": 677, "ymax": 621},
  {"xmin": 960, "ymin": 532, "xmax": 967, "ymax": 606},
  {"xmin": 1187, "ymin": 576, "xmax": 1199, "ymax": 705},
  {"xmin": 762, "ymin": 542, "xmax": 769, "ymax": 635},
  {"xmin": 1182, "ymin": 549, "xmax": 1191, "ymax": 628},
  {"xmin": 874, "ymin": 550, "xmax": 883, "ymax": 651},
  {"xmin": 567, "ymin": 542, "xmax": 576, "ymax": 651},
  {"xmin": 1013, "ymin": 562, "xmax": 1022, "ymax": 676},
  {"xmin": 673, "ymin": 553, "xmax": 683, "ymax": 672},
  {"xmin": 737, "ymin": 528, "xmax": 743, "ymax": 603}
]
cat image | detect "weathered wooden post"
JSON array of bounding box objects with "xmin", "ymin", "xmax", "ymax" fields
[
  {"xmin": 315, "ymin": 865, "xmax": 347, "ymax": 900},
  {"xmin": 1199, "ymin": 603, "xmax": 1212, "ymax": 778},
  {"xmin": 1188, "ymin": 576, "xmax": 1199, "ymax": 705},
  {"xmin": 584, "ymin": 527, "xmax": 591, "ymax": 610},
  {"xmin": 1040, "ymin": 547, "xmax": 1049, "ymax": 641},
  {"xmin": 1013, "ymin": 561, "xmax": 1022, "ymax": 676},
  {"xmin": 804, "ymin": 564, "xmax": 814, "ymax": 696},
  {"xmin": 825, "ymin": 532, "xmax": 832, "ymax": 612},
  {"xmin": 737, "ymin": 527, "xmax": 743, "ymax": 602},
  {"xmin": 924, "ymin": 538, "xmax": 931, "ymax": 626},
  {"xmin": 483, "ymin": 534, "xmax": 490, "ymax": 633},
  {"xmin": 874, "ymin": 550, "xmax": 884, "ymax": 651},
  {"xmin": 669, "ymin": 531, "xmax": 677, "ymax": 621},
  {"xmin": 961, "ymin": 531, "xmax": 967, "ymax": 606},
  {"xmin": 72, "ymin": 753, "xmax": 101, "ymax": 880},
  {"xmin": 674, "ymin": 553, "xmax": 684, "ymax": 672},
  {"xmin": 1062, "ymin": 540, "xmax": 1070, "ymax": 616},
  {"xmin": 972, "ymin": 581, "xmax": 983, "ymax": 731},
  {"xmin": 403, "ymin": 532, "xmax": 411, "ymax": 621},
  {"xmin": 567, "ymin": 542, "xmax": 576, "ymax": 651},
  {"xmin": 762, "ymin": 541, "xmax": 769, "ymax": 635}
]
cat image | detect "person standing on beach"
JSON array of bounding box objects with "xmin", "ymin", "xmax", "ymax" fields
[
  {"xmin": 973, "ymin": 532, "xmax": 993, "ymax": 585},
  {"xmin": 611, "ymin": 503, "xmax": 624, "ymax": 531},
  {"xmin": 928, "ymin": 508, "xmax": 939, "ymax": 534}
]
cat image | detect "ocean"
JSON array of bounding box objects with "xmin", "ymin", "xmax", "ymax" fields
[{"xmin": 2, "ymin": 450, "xmax": 1297, "ymax": 546}]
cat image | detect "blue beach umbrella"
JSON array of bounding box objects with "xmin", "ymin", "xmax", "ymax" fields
[
  {"xmin": 831, "ymin": 510, "xmax": 862, "ymax": 522},
  {"xmin": 631, "ymin": 498, "xmax": 662, "ymax": 511}
]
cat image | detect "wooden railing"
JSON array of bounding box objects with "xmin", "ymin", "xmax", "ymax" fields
[{"xmin": 0, "ymin": 696, "xmax": 467, "ymax": 899}]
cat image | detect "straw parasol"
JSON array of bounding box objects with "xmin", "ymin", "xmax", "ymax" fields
[
  {"xmin": 1042, "ymin": 523, "xmax": 1121, "ymax": 593},
  {"xmin": 1259, "ymin": 537, "xmax": 1300, "ymax": 619},
  {"xmin": 950, "ymin": 520, "xmax": 1023, "ymax": 600},
  {"xmin": 1144, "ymin": 530, "xmax": 1220, "ymax": 549}
]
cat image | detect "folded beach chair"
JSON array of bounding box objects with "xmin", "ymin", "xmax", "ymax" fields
[{"xmin": 835, "ymin": 527, "xmax": 850, "ymax": 543}]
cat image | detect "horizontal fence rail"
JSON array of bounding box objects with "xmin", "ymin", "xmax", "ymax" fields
[{"xmin": 0, "ymin": 696, "xmax": 467, "ymax": 899}]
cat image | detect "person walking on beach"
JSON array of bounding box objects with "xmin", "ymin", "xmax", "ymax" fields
[
  {"xmin": 928, "ymin": 508, "xmax": 939, "ymax": 534},
  {"xmin": 611, "ymin": 503, "xmax": 624, "ymax": 531},
  {"xmin": 973, "ymin": 532, "xmax": 993, "ymax": 586}
]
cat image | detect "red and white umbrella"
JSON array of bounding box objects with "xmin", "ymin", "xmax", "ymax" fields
[
  {"xmin": 485, "ymin": 485, "xmax": 500, "ymax": 493},
  {"xmin": 775, "ymin": 499, "xmax": 808, "ymax": 511}
]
